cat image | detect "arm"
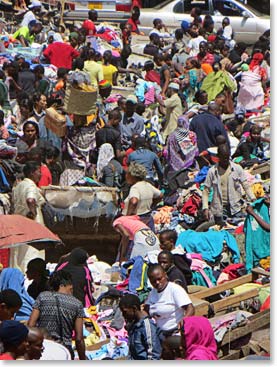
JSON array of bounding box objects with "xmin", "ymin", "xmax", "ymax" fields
[
  {"xmin": 112, "ymin": 71, "xmax": 118, "ymax": 86},
  {"xmin": 27, "ymin": 308, "xmax": 40, "ymax": 327},
  {"xmin": 182, "ymin": 303, "xmax": 195, "ymax": 317},
  {"xmin": 114, "ymin": 223, "xmax": 131, "ymax": 264},
  {"xmin": 153, "ymin": 154, "xmax": 164, "ymax": 181},
  {"xmin": 202, "ymin": 187, "xmax": 210, "ymax": 221},
  {"xmin": 26, "ymin": 198, "xmax": 37, "ymax": 220},
  {"xmin": 246, "ymin": 204, "xmax": 270, "ymax": 231},
  {"xmin": 18, "ymin": 35, "xmax": 27, "ymax": 47},
  {"xmin": 127, "ymin": 197, "xmax": 138, "ymax": 215},
  {"xmin": 152, "ymin": 192, "xmax": 163, "ymax": 207},
  {"xmin": 74, "ymin": 317, "xmax": 86, "ymax": 360},
  {"xmin": 162, "ymin": 68, "xmax": 170, "ymax": 96}
]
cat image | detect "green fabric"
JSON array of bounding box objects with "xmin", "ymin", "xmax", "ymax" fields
[
  {"xmin": 244, "ymin": 198, "xmax": 270, "ymax": 273},
  {"xmin": 200, "ymin": 70, "xmax": 237, "ymax": 102},
  {"xmin": 191, "ymin": 268, "xmax": 216, "ymax": 287},
  {"xmin": 233, "ymin": 154, "xmax": 256, "ymax": 163},
  {"xmin": 13, "ymin": 26, "xmax": 35, "ymax": 44},
  {"xmin": 259, "ymin": 287, "xmax": 270, "ymax": 305}
]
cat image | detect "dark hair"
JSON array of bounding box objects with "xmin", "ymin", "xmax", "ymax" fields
[
  {"xmin": 217, "ymin": 143, "xmax": 230, "ymax": 157},
  {"xmin": 88, "ymin": 9, "xmax": 98, "ymax": 20},
  {"xmin": 48, "ymin": 270, "xmax": 73, "ymax": 292},
  {"xmin": 72, "ymin": 57, "xmax": 84, "ymax": 70},
  {"xmin": 144, "ymin": 60, "xmax": 154, "ymax": 71},
  {"xmin": 119, "ymin": 294, "xmax": 140, "ymax": 310},
  {"xmin": 136, "ymin": 103, "xmax": 146, "ymax": 116},
  {"xmin": 103, "ymin": 50, "xmax": 112, "ymax": 64},
  {"xmin": 57, "ymin": 68, "xmax": 69, "ymax": 79},
  {"xmin": 27, "ymin": 258, "xmax": 48, "ymax": 277},
  {"xmin": 153, "ymin": 18, "xmax": 162, "ymax": 27},
  {"xmin": 45, "ymin": 145, "xmax": 60, "ymax": 160},
  {"xmin": 149, "ymin": 32, "xmax": 160, "ymax": 42},
  {"xmin": 215, "ymin": 92, "xmax": 225, "ymax": 99},
  {"xmin": 108, "ymin": 108, "xmax": 121, "ymax": 120},
  {"xmin": 175, "ymin": 28, "xmax": 184, "ymax": 40},
  {"xmin": 250, "ymin": 125, "xmax": 262, "ymax": 134},
  {"xmin": 194, "ymin": 90, "xmax": 207, "ymax": 103},
  {"xmin": 147, "ymin": 264, "xmax": 165, "ymax": 277},
  {"xmin": 27, "ymin": 146, "xmax": 44, "ymax": 163},
  {"xmin": 18, "ymin": 97, "xmax": 33, "ymax": 111},
  {"xmin": 23, "ymin": 121, "xmax": 39, "ymax": 137},
  {"xmin": 33, "ymin": 92, "xmax": 45, "ymax": 105},
  {"xmin": 0, "ymin": 110, "xmax": 4, "ymax": 124},
  {"xmin": 134, "ymin": 136, "xmax": 146, "ymax": 149},
  {"xmin": 87, "ymin": 48, "xmax": 96, "ymax": 60},
  {"xmin": 23, "ymin": 161, "xmax": 41, "ymax": 178},
  {"xmin": 158, "ymin": 250, "xmax": 174, "ymax": 263},
  {"xmin": 0, "ymin": 289, "xmax": 22, "ymax": 310},
  {"xmin": 33, "ymin": 65, "xmax": 44, "ymax": 75},
  {"xmin": 159, "ymin": 229, "xmax": 178, "ymax": 243}
]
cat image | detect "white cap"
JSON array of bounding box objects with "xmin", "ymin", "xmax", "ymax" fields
[
  {"xmin": 29, "ymin": 0, "xmax": 42, "ymax": 8},
  {"xmin": 168, "ymin": 82, "xmax": 180, "ymax": 90}
]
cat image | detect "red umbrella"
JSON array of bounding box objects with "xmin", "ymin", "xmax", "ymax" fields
[{"xmin": 0, "ymin": 214, "xmax": 63, "ymax": 250}]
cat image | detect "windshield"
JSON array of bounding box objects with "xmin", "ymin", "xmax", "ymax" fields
[{"xmin": 233, "ymin": 1, "xmax": 264, "ymax": 16}]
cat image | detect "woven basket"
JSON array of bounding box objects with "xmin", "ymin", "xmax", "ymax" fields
[
  {"xmin": 44, "ymin": 107, "xmax": 67, "ymax": 137},
  {"xmin": 64, "ymin": 84, "xmax": 97, "ymax": 115}
]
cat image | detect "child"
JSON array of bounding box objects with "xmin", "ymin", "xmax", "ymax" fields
[
  {"xmin": 119, "ymin": 294, "xmax": 161, "ymax": 360},
  {"xmin": 159, "ymin": 229, "xmax": 193, "ymax": 285}
]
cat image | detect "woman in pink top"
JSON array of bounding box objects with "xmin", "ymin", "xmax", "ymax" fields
[{"xmin": 113, "ymin": 215, "xmax": 160, "ymax": 263}]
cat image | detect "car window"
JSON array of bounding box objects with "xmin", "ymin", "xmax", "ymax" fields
[
  {"xmin": 174, "ymin": 0, "xmax": 210, "ymax": 14},
  {"xmin": 213, "ymin": 0, "xmax": 245, "ymax": 16}
]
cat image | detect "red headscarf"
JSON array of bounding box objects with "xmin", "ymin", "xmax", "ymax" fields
[{"xmin": 249, "ymin": 52, "xmax": 264, "ymax": 71}]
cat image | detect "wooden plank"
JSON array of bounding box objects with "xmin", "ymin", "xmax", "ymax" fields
[
  {"xmin": 212, "ymin": 288, "xmax": 260, "ymax": 313},
  {"xmin": 220, "ymin": 350, "xmax": 241, "ymax": 360},
  {"xmin": 190, "ymin": 295, "xmax": 209, "ymax": 316},
  {"xmin": 194, "ymin": 274, "xmax": 253, "ymax": 299},
  {"xmin": 220, "ymin": 309, "xmax": 270, "ymax": 346},
  {"xmin": 187, "ymin": 285, "xmax": 207, "ymax": 294},
  {"xmin": 251, "ymin": 267, "xmax": 270, "ymax": 278}
]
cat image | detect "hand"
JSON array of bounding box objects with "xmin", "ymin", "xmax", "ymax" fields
[
  {"xmin": 203, "ymin": 209, "xmax": 210, "ymax": 221},
  {"xmin": 246, "ymin": 204, "xmax": 255, "ymax": 215},
  {"xmin": 26, "ymin": 211, "xmax": 35, "ymax": 220}
]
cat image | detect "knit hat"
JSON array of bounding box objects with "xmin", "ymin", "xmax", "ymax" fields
[{"xmin": 0, "ymin": 320, "xmax": 28, "ymax": 346}]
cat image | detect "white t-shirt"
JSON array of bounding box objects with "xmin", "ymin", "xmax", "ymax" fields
[
  {"xmin": 123, "ymin": 181, "xmax": 161, "ymax": 215},
  {"xmin": 21, "ymin": 11, "xmax": 36, "ymax": 27},
  {"xmin": 187, "ymin": 36, "xmax": 205, "ymax": 56},
  {"xmin": 145, "ymin": 282, "xmax": 192, "ymax": 331}
]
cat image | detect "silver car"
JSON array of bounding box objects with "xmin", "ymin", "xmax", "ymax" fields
[{"xmin": 139, "ymin": 0, "xmax": 270, "ymax": 44}]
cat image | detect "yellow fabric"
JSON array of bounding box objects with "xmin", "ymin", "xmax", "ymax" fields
[
  {"xmin": 233, "ymin": 283, "xmax": 263, "ymax": 295},
  {"xmin": 260, "ymin": 256, "xmax": 270, "ymax": 270},
  {"xmin": 102, "ymin": 64, "xmax": 118, "ymax": 85},
  {"xmin": 84, "ymin": 332, "xmax": 100, "ymax": 347},
  {"xmin": 84, "ymin": 60, "xmax": 104, "ymax": 87},
  {"xmin": 136, "ymin": 262, "xmax": 147, "ymax": 291},
  {"xmin": 252, "ymin": 183, "xmax": 265, "ymax": 198}
]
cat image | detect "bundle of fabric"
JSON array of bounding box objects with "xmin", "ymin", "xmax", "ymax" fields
[{"xmin": 177, "ymin": 229, "xmax": 240, "ymax": 264}]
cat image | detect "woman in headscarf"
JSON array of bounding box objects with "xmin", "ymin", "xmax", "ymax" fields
[
  {"xmin": 237, "ymin": 52, "xmax": 267, "ymax": 111},
  {"xmin": 55, "ymin": 247, "xmax": 94, "ymax": 307},
  {"xmin": 0, "ymin": 268, "xmax": 34, "ymax": 321},
  {"xmin": 15, "ymin": 120, "xmax": 46, "ymax": 164},
  {"xmin": 166, "ymin": 115, "xmax": 199, "ymax": 172},
  {"xmin": 162, "ymin": 316, "xmax": 218, "ymax": 360},
  {"xmin": 96, "ymin": 143, "xmax": 123, "ymax": 188},
  {"xmin": 181, "ymin": 57, "xmax": 203, "ymax": 107}
]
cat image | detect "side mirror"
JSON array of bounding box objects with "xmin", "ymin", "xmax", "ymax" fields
[{"xmin": 242, "ymin": 10, "xmax": 250, "ymax": 18}]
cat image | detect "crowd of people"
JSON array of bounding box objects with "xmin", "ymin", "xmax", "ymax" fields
[{"xmin": 0, "ymin": 0, "xmax": 270, "ymax": 361}]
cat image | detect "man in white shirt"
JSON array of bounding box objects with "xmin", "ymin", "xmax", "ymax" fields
[
  {"xmin": 149, "ymin": 18, "xmax": 171, "ymax": 39},
  {"xmin": 21, "ymin": 0, "xmax": 43, "ymax": 27}
]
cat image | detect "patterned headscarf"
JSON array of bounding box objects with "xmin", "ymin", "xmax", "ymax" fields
[{"xmin": 97, "ymin": 143, "xmax": 115, "ymax": 179}]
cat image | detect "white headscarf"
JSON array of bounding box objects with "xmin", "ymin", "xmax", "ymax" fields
[{"xmin": 97, "ymin": 143, "xmax": 115, "ymax": 179}]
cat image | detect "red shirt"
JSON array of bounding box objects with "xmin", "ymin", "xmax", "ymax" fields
[
  {"xmin": 43, "ymin": 42, "xmax": 80, "ymax": 69},
  {"xmin": 145, "ymin": 70, "xmax": 161, "ymax": 85},
  {"xmin": 127, "ymin": 17, "xmax": 140, "ymax": 33},
  {"xmin": 38, "ymin": 164, "xmax": 52, "ymax": 188},
  {"xmin": 82, "ymin": 19, "xmax": 96, "ymax": 36},
  {"xmin": 0, "ymin": 354, "xmax": 14, "ymax": 360}
]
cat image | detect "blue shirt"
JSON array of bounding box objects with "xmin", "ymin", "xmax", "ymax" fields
[
  {"xmin": 120, "ymin": 112, "xmax": 145, "ymax": 149},
  {"xmin": 127, "ymin": 316, "xmax": 162, "ymax": 360},
  {"xmin": 128, "ymin": 148, "xmax": 164, "ymax": 180}
]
